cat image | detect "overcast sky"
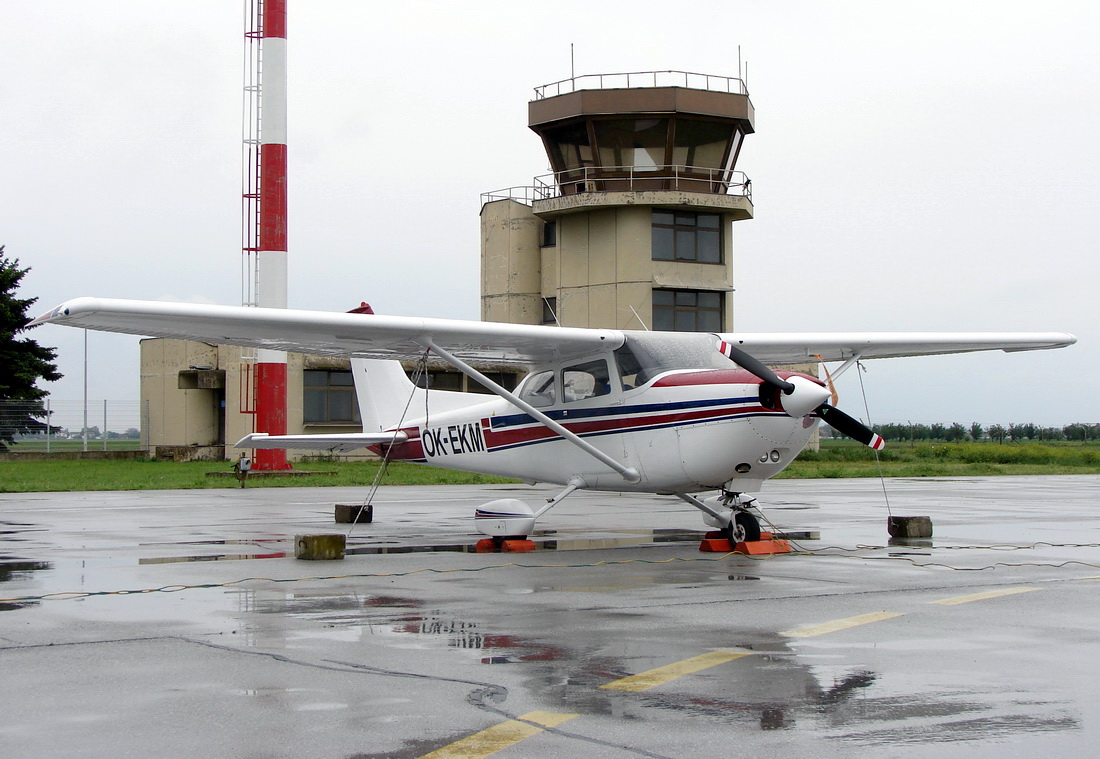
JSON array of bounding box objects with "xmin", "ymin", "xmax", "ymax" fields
[{"xmin": 2, "ymin": 0, "xmax": 1096, "ymax": 428}]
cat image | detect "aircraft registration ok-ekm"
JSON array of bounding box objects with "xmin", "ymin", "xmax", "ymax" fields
[{"xmin": 32, "ymin": 298, "xmax": 1076, "ymax": 545}]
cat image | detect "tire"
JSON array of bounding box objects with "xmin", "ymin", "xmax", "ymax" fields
[{"xmin": 726, "ymin": 511, "xmax": 761, "ymax": 544}]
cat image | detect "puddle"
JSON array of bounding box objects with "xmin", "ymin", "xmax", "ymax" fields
[
  {"xmin": 0, "ymin": 556, "xmax": 54, "ymax": 610},
  {"xmin": 139, "ymin": 552, "xmax": 287, "ymax": 565},
  {"xmin": 138, "ymin": 528, "xmax": 721, "ymax": 564}
]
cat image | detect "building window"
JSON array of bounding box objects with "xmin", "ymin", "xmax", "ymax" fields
[
  {"xmin": 467, "ymin": 371, "xmax": 519, "ymax": 394},
  {"xmin": 542, "ymin": 297, "xmax": 558, "ymax": 325},
  {"xmin": 413, "ymin": 371, "xmax": 464, "ymax": 391},
  {"xmin": 652, "ymin": 210, "xmax": 722, "ymax": 263},
  {"xmin": 652, "ymin": 289, "xmax": 724, "ymax": 332},
  {"xmin": 413, "ymin": 369, "xmax": 520, "ymax": 395},
  {"xmin": 304, "ymin": 370, "xmax": 360, "ymax": 424},
  {"xmin": 541, "ymin": 221, "xmax": 557, "ymax": 247}
]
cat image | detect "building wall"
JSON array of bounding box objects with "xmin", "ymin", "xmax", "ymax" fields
[
  {"xmin": 140, "ymin": 339, "xmax": 222, "ymax": 450},
  {"xmin": 551, "ymin": 207, "xmax": 655, "ymax": 329},
  {"xmin": 480, "ymin": 199, "xmax": 542, "ymax": 324}
]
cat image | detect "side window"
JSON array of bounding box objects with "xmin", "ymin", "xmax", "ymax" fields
[
  {"xmin": 518, "ymin": 370, "xmax": 556, "ymax": 408},
  {"xmin": 562, "ymin": 360, "xmax": 611, "ymax": 403}
]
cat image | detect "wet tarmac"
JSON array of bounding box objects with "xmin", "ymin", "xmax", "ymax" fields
[{"xmin": 2, "ymin": 475, "xmax": 1099, "ymax": 758}]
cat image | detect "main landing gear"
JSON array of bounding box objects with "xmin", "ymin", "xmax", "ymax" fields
[{"xmin": 472, "ymin": 477, "xmax": 586, "ymax": 552}]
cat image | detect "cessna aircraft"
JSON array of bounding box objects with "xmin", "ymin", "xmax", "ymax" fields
[{"xmin": 32, "ymin": 298, "xmax": 1075, "ymax": 545}]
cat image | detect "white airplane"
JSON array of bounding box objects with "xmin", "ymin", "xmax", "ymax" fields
[{"xmin": 32, "ymin": 298, "xmax": 1075, "ymax": 545}]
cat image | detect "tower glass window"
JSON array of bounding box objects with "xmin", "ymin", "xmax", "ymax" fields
[
  {"xmin": 544, "ymin": 121, "xmax": 593, "ymax": 174},
  {"xmin": 304, "ymin": 370, "xmax": 360, "ymax": 424},
  {"xmin": 652, "ymin": 289, "xmax": 724, "ymax": 332},
  {"xmin": 593, "ymin": 119, "xmax": 669, "ymax": 171},
  {"xmin": 670, "ymin": 120, "xmax": 735, "ymax": 169},
  {"xmin": 652, "ymin": 211, "xmax": 722, "ymax": 263}
]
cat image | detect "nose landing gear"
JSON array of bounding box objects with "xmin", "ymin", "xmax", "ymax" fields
[{"xmin": 678, "ymin": 490, "xmax": 790, "ymax": 555}]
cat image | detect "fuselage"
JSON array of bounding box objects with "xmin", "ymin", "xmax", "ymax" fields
[{"xmin": 375, "ymin": 366, "xmax": 822, "ymax": 494}]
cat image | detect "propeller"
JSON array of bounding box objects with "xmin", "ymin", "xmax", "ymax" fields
[
  {"xmin": 817, "ymin": 404, "xmax": 885, "ymax": 450},
  {"xmin": 716, "ymin": 340, "xmax": 885, "ymax": 450}
]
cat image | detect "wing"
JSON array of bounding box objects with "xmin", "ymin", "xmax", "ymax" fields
[
  {"xmin": 718, "ymin": 332, "xmax": 1077, "ymax": 364},
  {"xmin": 31, "ymin": 297, "xmax": 624, "ymax": 366},
  {"xmin": 237, "ymin": 432, "xmax": 406, "ymax": 453}
]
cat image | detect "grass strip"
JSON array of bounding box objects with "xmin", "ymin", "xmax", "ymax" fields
[{"xmin": 1, "ymin": 442, "xmax": 1098, "ymax": 493}]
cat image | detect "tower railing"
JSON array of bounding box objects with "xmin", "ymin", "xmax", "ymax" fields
[
  {"xmin": 481, "ymin": 166, "xmax": 751, "ymax": 207},
  {"xmin": 534, "ymin": 70, "xmax": 748, "ymax": 100}
]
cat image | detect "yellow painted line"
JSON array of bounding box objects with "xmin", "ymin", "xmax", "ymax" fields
[
  {"xmin": 599, "ymin": 649, "xmax": 751, "ymax": 692},
  {"xmin": 780, "ymin": 611, "xmax": 904, "ymax": 639},
  {"xmin": 930, "ymin": 586, "xmax": 1039, "ymax": 605},
  {"xmin": 420, "ymin": 711, "xmax": 577, "ymax": 758}
]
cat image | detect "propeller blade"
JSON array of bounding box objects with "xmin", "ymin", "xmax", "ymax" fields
[
  {"xmin": 816, "ymin": 404, "xmax": 885, "ymax": 450},
  {"xmin": 717, "ymin": 340, "xmax": 795, "ymax": 393}
]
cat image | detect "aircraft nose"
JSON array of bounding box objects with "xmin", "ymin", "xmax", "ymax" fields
[{"xmin": 779, "ymin": 376, "xmax": 831, "ymax": 418}]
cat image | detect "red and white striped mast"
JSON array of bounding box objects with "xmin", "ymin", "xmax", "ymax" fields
[{"xmin": 243, "ymin": 0, "xmax": 291, "ymax": 470}]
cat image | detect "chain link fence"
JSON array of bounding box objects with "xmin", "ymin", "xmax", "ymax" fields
[{"xmin": 0, "ymin": 399, "xmax": 146, "ymax": 453}]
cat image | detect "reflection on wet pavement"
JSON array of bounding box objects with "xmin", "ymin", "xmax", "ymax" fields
[{"xmin": 0, "ymin": 556, "xmax": 53, "ymax": 610}]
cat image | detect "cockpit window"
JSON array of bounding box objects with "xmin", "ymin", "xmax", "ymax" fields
[
  {"xmin": 562, "ymin": 359, "xmax": 611, "ymax": 402},
  {"xmin": 518, "ymin": 369, "xmax": 556, "ymax": 407}
]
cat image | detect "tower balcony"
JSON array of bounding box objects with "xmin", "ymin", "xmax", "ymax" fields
[{"xmin": 480, "ymin": 165, "xmax": 753, "ymax": 220}]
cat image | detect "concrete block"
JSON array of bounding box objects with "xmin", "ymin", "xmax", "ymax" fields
[
  {"xmin": 295, "ymin": 534, "xmax": 346, "ymax": 560},
  {"xmin": 335, "ymin": 504, "xmax": 373, "ymax": 524},
  {"xmin": 887, "ymin": 516, "xmax": 933, "ymax": 539}
]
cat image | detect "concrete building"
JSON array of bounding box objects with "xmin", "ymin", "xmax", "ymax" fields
[{"xmin": 140, "ymin": 70, "xmax": 757, "ymax": 460}]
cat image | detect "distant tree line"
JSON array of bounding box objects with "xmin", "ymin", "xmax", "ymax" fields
[
  {"xmin": 12, "ymin": 425, "xmax": 141, "ymax": 441},
  {"xmin": 840, "ymin": 422, "xmax": 1100, "ymax": 443}
]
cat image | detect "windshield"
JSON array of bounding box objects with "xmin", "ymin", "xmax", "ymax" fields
[{"xmin": 615, "ymin": 332, "xmax": 727, "ymax": 387}]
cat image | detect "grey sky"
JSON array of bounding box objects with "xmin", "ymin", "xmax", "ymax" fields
[{"xmin": 2, "ymin": 0, "xmax": 1096, "ymax": 427}]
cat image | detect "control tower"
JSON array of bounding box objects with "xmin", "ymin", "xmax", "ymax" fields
[{"xmin": 481, "ymin": 70, "xmax": 754, "ymax": 332}]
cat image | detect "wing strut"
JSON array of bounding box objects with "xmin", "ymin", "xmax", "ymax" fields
[
  {"xmin": 418, "ymin": 339, "xmax": 641, "ymax": 484},
  {"xmin": 826, "ymin": 352, "xmax": 863, "ymax": 380}
]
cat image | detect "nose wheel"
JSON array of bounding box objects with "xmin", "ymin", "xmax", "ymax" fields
[{"xmin": 724, "ymin": 511, "xmax": 762, "ymax": 545}]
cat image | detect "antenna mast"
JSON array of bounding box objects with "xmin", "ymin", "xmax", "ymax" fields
[{"xmin": 242, "ymin": 0, "xmax": 291, "ymax": 470}]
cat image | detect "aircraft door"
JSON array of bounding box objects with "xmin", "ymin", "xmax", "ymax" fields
[{"xmin": 556, "ymin": 358, "xmax": 629, "ymax": 487}]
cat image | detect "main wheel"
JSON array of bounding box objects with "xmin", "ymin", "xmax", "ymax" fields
[{"xmin": 725, "ymin": 511, "xmax": 761, "ymax": 545}]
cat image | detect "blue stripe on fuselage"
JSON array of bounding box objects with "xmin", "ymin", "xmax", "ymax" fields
[{"xmin": 489, "ymin": 395, "xmax": 760, "ymax": 431}]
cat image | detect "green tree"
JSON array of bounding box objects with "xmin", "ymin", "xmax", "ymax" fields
[
  {"xmin": 969, "ymin": 422, "xmax": 983, "ymax": 441},
  {"xmin": 0, "ymin": 246, "xmax": 62, "ymax": 449}
]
